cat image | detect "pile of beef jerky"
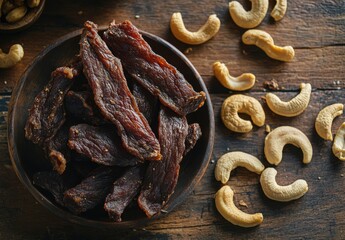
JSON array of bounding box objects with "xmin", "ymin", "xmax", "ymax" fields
[{"xmin": 24, "ymin": 20, "xmax": 206, "ymax": 222}]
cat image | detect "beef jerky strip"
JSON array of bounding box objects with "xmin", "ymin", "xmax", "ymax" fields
[
  {"xmin": 138, "ymin": 107, "xmax": 188, "ymax": 218},
  {"xmin": 25, "ymin": 66, "xmax": 80, "ymax": 146},
  {"xmin": 104, "ymin": 165, "xmax": 145, "ymax": 222},
  {"xmin": 65, "ymin": 90, "xmax": 107, "ymax": 126},
  {"xmin": 68, "ymin": 124, "xmax": 139, "ymax": 166},
  {"xmin": 63, "ymin": 167, "xmax": 117, "ymax": 214},
  {"xmin": 103, "ymin": 20, "xmax": 206, "ymax": 116},
  {"xmin": 184, "ymin": 123, "xmax": 202, "ymax": 156},
  {"xmin": 80, "ymin": 21, "xmax": 161, "ymax": 161}
]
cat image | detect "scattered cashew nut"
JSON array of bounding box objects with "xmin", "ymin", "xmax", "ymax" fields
[
  {"xmin": 0, "ymin": 44, "xmax": 24, "ymax": 68},
  {"xmin": 215, "ymin": 185, "xmax": 263, "ymax": 227},
  {"xmin": 213, "ymin": 61, "xmax": 255, "ymax": 91},
  {"xmin": 271, "ymin": 0, "xmax": 287, "ymax": 21},
  {"xmin": 264, "ymin": 126, "xmax": 313, "ymax": 165},
  {"xmin": 266, "ymin": 83, "xmax": 312, "ymax": 117},
  {"xmin": 332, "ymin": 122, "xmax": 345, "ymax": 161},
  {"xmin": 260, "ymin": 168, "xmax": 308, "ymax": 202},
  {"xmin": 229, "ymin": 0, "xmax": 268, "ymax": 29},
  {"xmin": 170, "ymin": 12, "xmax": 221, "ymax": 45},
  {"xmin": 215, "ymin": 151, "xmax": 265, "ymax": 184},
  {"xmin": 221, "ymin": 94, "xmax": 265, "ymax": 133},
  {"xmin": 6, "ymin": 5, "xmax": 27, "ymax": 23},
  {"xmin": 315, "ymin": 103, "xmax": 344, "ymax": 141},
  {"xmin": 242, "ymin": 30, "xmax": 295, "ymax": 62}
]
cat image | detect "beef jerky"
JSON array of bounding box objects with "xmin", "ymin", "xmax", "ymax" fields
[
  {"xmin": 103, "ymin": 20, "xmax": 206, "ymax": 116},
  {"xmin": 138, "ymin": 107, "xmax": 188, "ymax": 218},
  {"xmin": 65, "ymin": 90, "xmax": 106, "ymax": 126},
  {"xmin": 25, "ymin": 66, "xmax": 80, "ymax": 146},
  {"xmin": 63, "ymin": 167, "xmax": 117, "ymax": 214},
  {"xmin": 104, "ymin": 165, "xmax": 145, "ymax": 222},
  {"xmin": 80, "ymin": 21, "xmax": 161, "ymax": 161},
  {"xmin": 184, "ymin": 123, "xmax": 202, "ymax": 156},
  {"xmin": 68, "ymin": 124, "xmax": 139, "ymax": 166}
]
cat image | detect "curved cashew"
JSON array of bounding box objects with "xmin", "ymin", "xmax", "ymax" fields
[
  {"xmin": 242, "ymin": 30, "xmax": 295, "ymax": 62},
  {"xmin": 315, "ymin": 103, "xmax": 344, "ymax": 141},
  {"xmin": 264, "ymin": 126, "xmax": 313, "ymax": 165},
  {"xmin": 332, "ymin": 122, "xmax": 345, "ymax": 160},
  {"xmin": 260, "ymin": 168, "xmax": 308, "ymax": 202},
  {"xmin": 221, "ymin": 94, "xmax": 265, "ymax": 133},
  {"xmin": 170, "ymin": 12, "xmax": 221, "ymax": 45},
  {"xmin": 213, "ymin": 61, "xmax": 255, "ymax": 91},
  {"xmin": 0, "ymin": 44, "xmax": 24, "ymax": 69},
  {"xmin": 215, "ymin": 151, "xmax": 265, "ymax": 184},
  {"xmin": 266, "ymin": 83, "xmax": 312, "ymax": 117},
  {"xmin": 229, "ymin": 0, "xmax": 268, "ymax": 29},
  {"xmin": 271, "ymin": 0, "xmax": 287, "ymax": 21},
  {"xmin": 215, "ymin": 185, "xmax": 263, "ymax": 227}
]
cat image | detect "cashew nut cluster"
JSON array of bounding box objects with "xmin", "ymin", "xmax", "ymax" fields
[
  {"xmin": 221, "ymin": 94, "xmax": 265, "ymax": 133},
  {"xmin": 332, "ymin": 122, "xmax": 345, "ymax": 161},
  {"xmin": 229, "ymin": 0, "xmax": 268, "ymax": 29},
  {"xmin": 215, "ymin": 151, "xmax": 265, "ymax": 184},
  {"xmin": 264, "ymin": 126, "xmax": 313, "ymax": 165},
  {"xmin": 215, "ymin": 185, "xmax": 263, "ymax": 227},
  {"xmin": 0, "ymin": 44, "xmax": 24, "ymax": 69},
  {"xmin": 315, "ymin": 103, "xmax": 343, "ymax": 141},
  {"xmin": 260, "ymin": 168, "xmax": 308, "ymax": 202},
  {"xmin": 266, "ymin": 83, "xmax": 312, "ymax": 117},
  {"xmin": 213, "ymin": 61, "xmax": 256, "ymax": 91},
  {"xmin": 0, "ymin": 0, "xmax": 41, "ymax": 23},
  {"xmin": 170, "ymin": 12, "xmax": 221, "ymax": 45},
  {"xmin": 242, "ymin": 30, "xmax": 295, "ymax": 62},
  {"xmin": 271, "ymin": 0, "xmax": 287, "ymax": 21}
]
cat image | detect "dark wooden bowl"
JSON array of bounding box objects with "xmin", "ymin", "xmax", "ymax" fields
[
  {"xmin": 7, "ymin": 27, "xmax": 215, "ymax": 228},
  {"xmin": 0, "ymin": 0, "xmax": 45, "ymax": 33}
]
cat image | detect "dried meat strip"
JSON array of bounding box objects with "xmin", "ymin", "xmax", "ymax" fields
[
  {"xmin": 63, "ymin": 167, "xmax": 117, "ymax": 214},
  {"xmin": 104, "ymin": 165, "xmax": 145, "ymax": 222},
  {"xmin": 25, "ymin": 66, "xmax": 80, "ymax": 146},
  {"xmin": 184, "ymin": 123, "xmax": 202, "ymax": 156},
  {"xmin": 138, "ymin": 107, "xmax": 188, "ymax": 218},
  {"xmin": 80, "ymin": 21, "xmax": 161, "ymax": 161},
  {"xmin": 68, "ymin": 124, "xmax": 139, "ymax": 166},
  {"xmin": 103, "ymin": 20, "xmax": 206, "ymax": 116}
]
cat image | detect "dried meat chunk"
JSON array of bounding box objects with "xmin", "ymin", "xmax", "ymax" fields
[
  {"xmin": 68, "ymin": 124, "xmax": 139, "ymax": 166},
  {"xmin": 25, "ymin": 66, "xmax": 80, "ymax": 146},
  {"xmin": 65, "ymin": 90, "xmax": 107, "ymax": 126},
  {"xmin": 80, "ymin": 21, "xmax": 161, "ymax": 161},
  {"xmin": 184, "ymin": 123, "xmax": 202, "ymax": 156},
  {"xmin": 104, "ymin": 165, "xmax": 145, "ymax": 222},
  {"xmin": 138, "ymin": 107, "xmax": 188, "ymax": 218},
  {"xmin": 63, "ymin": 167, "xmax": 117, "ymax": 214},
  {"xmin": 103, "ymin": 20, "xmax": 206, "ymax": 116}
]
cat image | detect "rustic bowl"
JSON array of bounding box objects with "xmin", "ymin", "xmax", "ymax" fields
[
  {"xmin": 0, "ymin": 0, "xmax": 46, "ymax": 32},
  {"xmin": 8, "ymin": 27, "xmax": 215, "ymax": 228}
]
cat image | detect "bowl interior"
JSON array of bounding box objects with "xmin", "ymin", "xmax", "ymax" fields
[{"xmin": 8, "ymin": 28, "xmax": 214, "ymax": 228}]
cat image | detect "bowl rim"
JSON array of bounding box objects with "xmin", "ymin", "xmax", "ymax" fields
[{"xmin": 7, "ymin": 26, "xmax": 215, "ymax": 228}]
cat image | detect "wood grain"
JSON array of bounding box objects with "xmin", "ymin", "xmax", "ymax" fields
[{"xmin": 0, "ymin": 0, "xmax": 345, "ymax": 239}]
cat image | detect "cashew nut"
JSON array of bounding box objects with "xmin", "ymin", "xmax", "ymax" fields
[
  {"xmin": 170, "ymin": 12, "xmax": 221, "ymax": 45},
  {"xmin": 213, "ymin": 61, "xmax": 255, "ymax": 91},
  {"xmin": 2, "ymin": 0, "xmax": 15, "ymax": 16},
  {"xmin": 215, "ymin": 185, "xmax": 263, "ymax": 227},
  {"xmin": 265, "ymin": 83, "xmax": 312, "ymax": 117},
  {"xmin": 242, "ymin": 30, "xmax": 295, "ymax": 62},
  {"xmin": 27, "ymin": 0, "xmax": 40, "ymax": 8},
  {"xmin": 332, "ymin": 122, "xmax": 345, "ymax": 161},
  {"xmin": 260, "ymin": 168, "xmax": 308, "ymax": 202},
  {"xmin": 271, "ymin": 0, "xmax": 287, "ymax": 21},
  {"xmin": 215, "ymin": 151, "xmax": 265, "ymax": 184},
  {"xmin": 0, "ymin": 44, "xmax": 24, "ymax": 68},
  {"xmin": 264, "ymin": 126, "xmax": 313, "ymax": 165},
  {"xmin": 315, "ymin": 103, "xmax": 344, "ymax": 141},
  {"xmin": 229, "ymin": 0, "xmax": 268, "ymax": 29},
  {"xmin": 221, "ymin": 94, "xmax": 265, "ymax": 133},
  {"xmin": 5, "ymin": 5, "xmax": 27, "ymax": 23}
]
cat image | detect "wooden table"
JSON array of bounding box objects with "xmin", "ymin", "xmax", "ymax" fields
[{"xmin": 1, "ymin": 0, "xmax": 345, "ymax": 239}]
